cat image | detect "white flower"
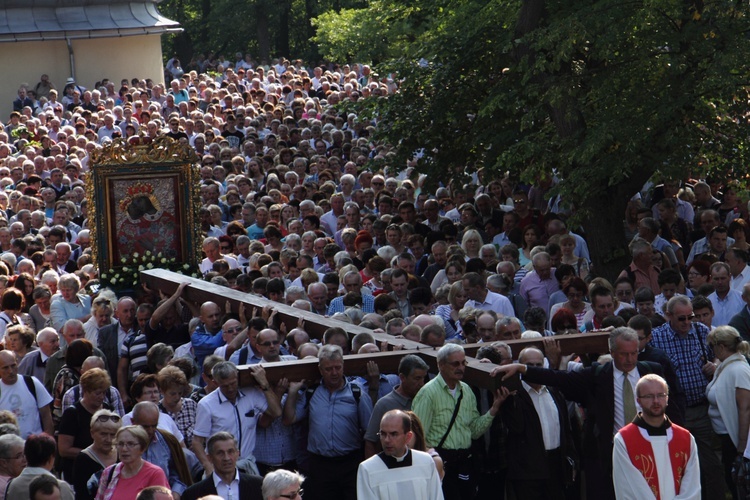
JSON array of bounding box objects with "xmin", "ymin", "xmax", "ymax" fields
[
  {"xmin": 161, "ymin": 258, "xmax": 167, "ymax": 264},
  {"xmin": 146, "ymin": 263, "xmax": 153, "ymax": 269},
  {"xmin": 145, "ymin": 251, "xmax": 152, "ymax": 256},
  {"xmin": 183, "ymin": 264, "xmax": 190, "ymax": 270},
  {"xmin": 123, "ymin": 267, "xmax": 130, "ymax": 272},
  {"xmin": 114, "ymin": 274, "xmax": 120, "ymax": 279},
  {"xmin": 138, "ymin": 265, "xmax": 145, "ymax": 271},
  {"xmin": 121, "ymin": 257, "xmax": 127, "ymax": 263},
  {"xmin": 133, "ymin": 252, "xmax": 140, "ymax": 258}
]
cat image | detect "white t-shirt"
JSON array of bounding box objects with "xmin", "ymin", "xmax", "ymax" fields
[{"xmin": 0, "ymin": 376, "xmax": 52, "ymax": 438}]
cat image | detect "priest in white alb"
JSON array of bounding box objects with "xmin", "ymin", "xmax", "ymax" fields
[
  {"xmin": 613, "ymin": 374, "xmax": 700, "ymax": 499},
  {"xmin": 357, "ymin": 409, "xmax": 443, "ymax": 500}
]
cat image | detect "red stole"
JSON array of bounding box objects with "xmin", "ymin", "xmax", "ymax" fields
[{"xmin": 619, "ymin": 423, "xmax": 692, "ymax": 500}]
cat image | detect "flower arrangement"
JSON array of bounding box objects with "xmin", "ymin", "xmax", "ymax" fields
[{"xmin": 99, "ymin": 251, "xmax": 200, "ymax": 290}]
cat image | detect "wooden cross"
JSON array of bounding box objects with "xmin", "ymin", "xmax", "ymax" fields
[{"xmin": 141, "ymin": 269, "xmax": 610, "ymax": 389}]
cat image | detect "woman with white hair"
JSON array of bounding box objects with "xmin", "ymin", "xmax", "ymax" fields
[{"xmin": 262, "ymin": 469, "xmax": 305, "ymax": 500}]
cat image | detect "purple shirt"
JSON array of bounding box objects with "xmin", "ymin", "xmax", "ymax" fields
[{"xmin": 519, "ymin": 270, "xmax": 560, "ymax": 313}]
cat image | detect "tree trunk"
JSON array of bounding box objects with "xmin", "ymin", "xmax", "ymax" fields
[
  {"xmin": 200, "ymin": 0, "xmax": 211, "ymax": 47},
  {"xmin": 277, "ymin": 0, "xmax": 291, "ymax": 58},
  {"xmin": 256, "ymin": 1, "xmax": 271, "ymax": 62},
  {"xmin": 581, "ymin": 193, "xmax": 630, "ymax": 282}
]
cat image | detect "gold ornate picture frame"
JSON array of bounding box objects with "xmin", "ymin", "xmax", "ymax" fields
[{"xmin": 86, "ymin": 137, "xmax": 202, "ymax": 276}]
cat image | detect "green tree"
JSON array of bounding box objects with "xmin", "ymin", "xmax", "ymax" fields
[{"xmin": 336, "ymin": 0, "xmax": 750, "ymax": 278}]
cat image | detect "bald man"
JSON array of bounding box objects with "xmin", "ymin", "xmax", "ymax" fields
[{"xmin": 0, "ymin": 350, "xmax": 53, "ymax": 437}]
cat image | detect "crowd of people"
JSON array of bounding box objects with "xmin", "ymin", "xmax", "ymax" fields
[{"xmin": 0, "ymin": 56, "xmax": 749, "ymax": 500}]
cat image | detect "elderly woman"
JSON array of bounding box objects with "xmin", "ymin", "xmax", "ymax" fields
[
  {"xmin": 5, "ymin": 323, "xmax": 36, "ymax": 362},
  {"xmin": 435, "ymin": 281, "xmax": 468, "ymax": 341},
  {"xmin": 706, "ymin": 326, "xmax": 750, "ymax": 496},
  {"xmin": 157, "ymin": 366, "xmax": 197, "ymax": 448},
  {"xmin": 95, "ymin": 425, "xmax": 169, "ymax": 500},
  {"xmin": 73, "ymin": 409, "xmax": 121, "ymax": 500},
  {"xmin": 50, "ymin": 273, "xmax": 92, "ymax": 332},
  {"xmin": 0, "ymin": 433, "xmax": 25, "ymax": 495},
  {"xmin": 262, "ymin": 469, "xmax": 306, "ymax": 500},
  {"xmin": 84, "ymin": 296, "xmax": 115, "ymax": 345},
  {"xmin": 59, "ymin": 367, "xmax": 113, "ymax": 482},
  {"xmin": 28, "ymin": 285, "xmax": 53, "ymax": 332}
]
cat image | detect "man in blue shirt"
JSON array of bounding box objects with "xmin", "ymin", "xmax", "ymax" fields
[
  {"xmin": 192, "ymin": 301, "xmax": 224, "ymax": 371},
  {"xmin": 283, "ymin": 344, "xmax": 373, "ymax": 500}
]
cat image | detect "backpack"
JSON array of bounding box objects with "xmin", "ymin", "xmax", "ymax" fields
[{"xmin": 304, "ymin": 382, "xmax": 361, "ymax": 409}]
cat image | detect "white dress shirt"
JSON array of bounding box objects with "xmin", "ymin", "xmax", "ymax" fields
[
  {"xmin": 612, "ymin": 366, "xmax": 641, "ymax": 435},
  {"xmin": 522, "ymin": 381, "xmax": 560, "ymax": 450},
  {"xmin": 213, "ymin": 469, "xmax": 240, "ymax": 500}
]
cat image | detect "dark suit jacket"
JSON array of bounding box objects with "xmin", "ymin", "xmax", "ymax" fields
[
  {"xmin": 502, "ymin": 384, "xmax": 577, "ymax": 481},
  {"xmin": 181, "ymin": 471, "xmax": 263, "ymax": 500},
  {"xmin": 523, "ymin": 360, "xmax": 665, "ymax": 475},
  {"xmin": 730, "ymin": 306, "xmax": 750, "ymax": 343},
  {"xmin": 97, "ymin": 323, "xmax": 120, "ymax": 386}
]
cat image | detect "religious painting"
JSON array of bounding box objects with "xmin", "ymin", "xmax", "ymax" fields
[{"xmin": 86, "ymin": 137, "xmax": 201, "ymax": 276}]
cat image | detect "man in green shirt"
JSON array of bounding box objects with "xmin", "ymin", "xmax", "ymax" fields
[{"xmin": 412, "ymin": 344, "xmax": 510, "ymax": 500}]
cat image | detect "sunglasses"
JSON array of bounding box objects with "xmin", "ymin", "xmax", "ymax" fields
[
  {"xmin": 259, "ymin": 340, "xmax": 281, "ymax": 347},
  {"xmin": 96, "ymin": 415, "xmax": 121, "ymax": 424},
  {"xmin": 675, "ymin": 314, "xmax": 695, "ymax": 322}
]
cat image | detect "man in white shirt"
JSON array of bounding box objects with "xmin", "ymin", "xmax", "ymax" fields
[
  {"xmin": 727, "ymin": 248, "xmax": 750, "ymax": 292},
  {"xmin": 708, "ymin": 262, "xmax": 744, "ymax": 326},
  {"xmin": 200, "ymin": 237, "xmax": 238, "ymax": 275},
  {"xmin": 357, "ymin": 410, "xmax": 443, "ymax": 500},
  {"xmin": 181, "ymin": 431, "xmax": 264, "ymax": 500},
  {"xmin": 463, "ymin": 272, "xmax": 514, "ymax": 318}
]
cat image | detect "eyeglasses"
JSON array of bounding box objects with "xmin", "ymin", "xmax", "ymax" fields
[
  {"xmin": 638, "ymin": 393, "xmax": 668, "ymax": 401},
  {"xmin": 96, "ymin": 414, "xmax": 121, "ymax": 424},
  {"xmin": 259, "ymin": 340, "xmax": 281, "ymax": 347},
  {"xmin": 116, "ymin": 441, "xmax": 140, "ymax": 449},
  {"xmin": 1, "ymin": 452, "xmax": 24, "ymax": 460},
  {"xmin": 221, "ymin": 245, "xmax": 231, "ymax": 250},
  {"xmin": 675, "ymin": 314, "xmax": 695, "ymax": 322},
  {"xmin": 513, "ymin": 199, "xmax": 526, "ymax": 204},
  {"xmin": 278, "ymin": 489, "xmax": 303, "ymax": 499},
  {"xmin": 224, "ymin": 327, "xmax": 243, "ymax": 334}
]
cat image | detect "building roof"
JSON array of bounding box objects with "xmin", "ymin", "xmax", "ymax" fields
[{"xmin": 0, "ymin": 0, "xmax": 180, "ymax": 42}]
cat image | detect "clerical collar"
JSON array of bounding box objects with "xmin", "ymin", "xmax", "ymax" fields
[
  {"xmin": 633, "ymin": 414, "xmax": 672, "ymax": 436},
  {"xmin": 377, "ymin": 449, "xmax": 412, "ymax": 469}
]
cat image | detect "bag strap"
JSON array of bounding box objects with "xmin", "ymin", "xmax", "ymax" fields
[{"xmin": 436, "ymin": 388, "xmax": 464, "ymax": 449}]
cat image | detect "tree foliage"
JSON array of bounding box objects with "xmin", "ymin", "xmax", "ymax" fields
[
  {"xmin": 333, "ymin": 0, "xmax": 750, "ymax": 278},
  {"xmin": 158, "ymin": 0, "xmax": 369, "ymax": 64}
]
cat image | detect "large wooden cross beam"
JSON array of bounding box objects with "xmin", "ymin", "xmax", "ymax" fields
[{"xmin": 141, "ymin": 269, "xmax": 610, "ymax": 390}]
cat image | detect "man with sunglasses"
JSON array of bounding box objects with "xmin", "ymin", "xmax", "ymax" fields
[
  {"xmin": 650, "ymin": 295, "xmax": 726, "ymax": 498},
  {"xmin": 254, "ymin": 329, "xmax": 296, "ymax": 364},
  {"xmin": 412, "ymin": 344, "xmax": 508, "ymax": 500}
]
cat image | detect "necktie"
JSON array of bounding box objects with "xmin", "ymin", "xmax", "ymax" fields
[{"xmin": 623, "ymin": 372, "xmax": 636, "ymax": 424}]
